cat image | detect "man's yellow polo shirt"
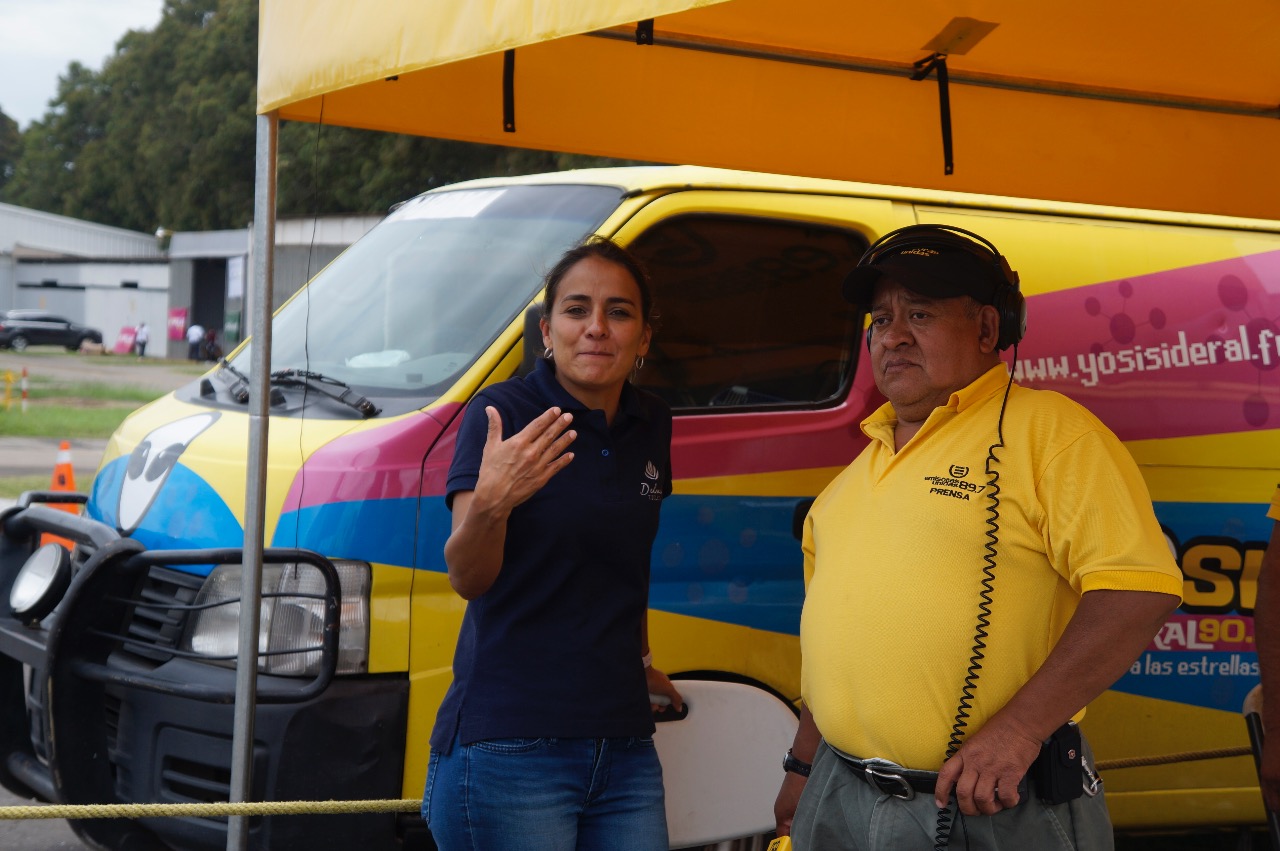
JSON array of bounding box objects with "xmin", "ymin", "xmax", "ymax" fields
[{"xmin": 800, "ymin": 364, "xmax": 1183, "ymax": 770}]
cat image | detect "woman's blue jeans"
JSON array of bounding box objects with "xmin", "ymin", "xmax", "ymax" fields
[{"xmin": 422, "ymin": 735, "xmax": 669, "ymax": 851}]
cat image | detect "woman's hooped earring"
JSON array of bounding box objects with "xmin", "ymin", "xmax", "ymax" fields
[
  {"xmin": 543, "ymin": 346, "xmax": 553, "ymax": 360},
  {"xmin": 634, "ymin": 355, "xmax": 645, "ymax": 371}
]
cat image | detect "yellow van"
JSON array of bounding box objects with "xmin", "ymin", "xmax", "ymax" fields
[{"xmin": 1, "ymin": 166, "xmax": 1277, "ymax": 850}]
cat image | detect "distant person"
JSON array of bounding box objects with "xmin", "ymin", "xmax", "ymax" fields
[
  {"xmin": 134, "ymin": 322, "xmax": 150, "ymax": 358},
  {"xmin": 202, "ymin": 329, "xmax": 223, "ymax": 362},
  {"xmin": 187, "ymin": 323, "xmax": 205, "ymax": 360}
]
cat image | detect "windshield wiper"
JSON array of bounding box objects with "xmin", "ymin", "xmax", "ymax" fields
[
  {"xmin": 269, "ymin": 368, "xmax": 381, "ymax": 418},
  {"xmin": 214, "ymin": 358, "xmax": 251, "ymax": 404}
]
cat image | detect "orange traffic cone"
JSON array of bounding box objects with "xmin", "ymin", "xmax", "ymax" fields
[
  {"xmin": 42, "ymin": 440, "xmax": 78, "ymax": 550},
  {"xmin": 51, "ymin": 441, "xmax": 76, "ymax": 494}
]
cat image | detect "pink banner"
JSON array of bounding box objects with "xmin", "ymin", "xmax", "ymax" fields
[
  {"xmin": 167, "ymin": 308, "xmax": 188, "ymax": 342},
  {"xmin": 112, "ymin": 327, "xmax": 137, "ymax": 355},
  {"xmin": 1012, "ymin": 251, "xmax": 1280, "ymax": 441}
]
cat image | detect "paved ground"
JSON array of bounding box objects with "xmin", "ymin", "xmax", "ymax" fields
[{"xmin": 0, "ymin": 437, "xmax": 109, "ymax": 481}]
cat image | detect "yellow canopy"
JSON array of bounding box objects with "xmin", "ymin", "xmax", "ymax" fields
[{"xmin": 259, "ymin": 0, "xmax": 1280, "ymax": 220}]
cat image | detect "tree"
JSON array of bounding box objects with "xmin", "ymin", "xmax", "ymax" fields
[{"xmin": 0, "ymin": 109, "xmax": 19, "ymax": 194}]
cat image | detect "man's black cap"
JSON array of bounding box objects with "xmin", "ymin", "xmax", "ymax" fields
[{"xmin": 843, "ymin": 239, "xmax": 1003, "ymax": 306}]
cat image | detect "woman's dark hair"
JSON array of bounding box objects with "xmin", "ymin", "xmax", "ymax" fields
[{"xmin": 541, "ymin": 236, "xmax": 653, "ymax": 324}]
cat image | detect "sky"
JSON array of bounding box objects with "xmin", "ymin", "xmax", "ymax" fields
[{"xmin": 0, "ymin": 0, "xmax": 167, "ymax": 129}]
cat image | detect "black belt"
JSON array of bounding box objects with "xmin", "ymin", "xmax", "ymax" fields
[{"xmin": 829, "ymin": 747, "xmax": 939, "ymax": 801}]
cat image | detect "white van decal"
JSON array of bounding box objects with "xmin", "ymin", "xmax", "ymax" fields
[{"xmin": 117, "ymin": 413, "xmax": 219, "ymax": 534}]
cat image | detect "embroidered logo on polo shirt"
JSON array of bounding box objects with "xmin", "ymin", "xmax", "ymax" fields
[
  {"xmin": 640, "ymin": 461, "xmax": 664, "ymax": 501},
  {"xmin": 923, "ymin": 467, "xmax": 986, "ymax": 501}
]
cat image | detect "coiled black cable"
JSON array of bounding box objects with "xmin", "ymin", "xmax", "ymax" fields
[{"xmin": 934, "ymin": 351, "xmax": 1018, "ymax": 850}]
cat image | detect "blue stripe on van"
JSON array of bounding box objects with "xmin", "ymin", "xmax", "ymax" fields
[
  {"xmin": 1154, "ymin": 500, "xmax": 1274, "ymax": 546},
  {"xmin": 273, "ymin": 496, "xmax": 421, "ymax": 566},
  {"xmin": 119, "ymin": 490, "xmax": 1272, "ymax": 647},
  {"xmin": 87, "ymin": 457, "xmax": 242, "ymax": 573},
  {"xmin": 648, "ymin": 494, "xmax": 806, "ymax": 636},
  {"xmin": 272, "ymin": 493, "xmax": 809, "ymax": 635},
  {"xmin": 1111, "ymin": 650, "xmax": 1258, "ymax": 713}
]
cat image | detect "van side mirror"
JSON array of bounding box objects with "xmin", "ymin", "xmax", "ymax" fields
[{"xmin": 517, "ymin": 303, "xmax": 544, "ymax": 377}]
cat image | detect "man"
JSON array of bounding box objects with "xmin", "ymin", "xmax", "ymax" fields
[
  {"xmin": 187, "ymin": 322, "xmax": 205, "ymax": 361},
  {"xmin": 774, "ymin": 224, "xmax": 1182, "ymax": 850},
  {"xmin": 134, "ymin": 321, "xmax": 149, "ymax": 358},
  {"xmin": 1253, "ymin": 486, "xmax": 1280, "ymax": 811}
]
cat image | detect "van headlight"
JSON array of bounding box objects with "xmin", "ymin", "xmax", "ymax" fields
[
  {"xmin": 9, "ymin": 543, "xmax": 73, "ymax": 625},
  {"xmin": 180, "ymin": 560, "xmax": 370, "ymax": 676}
]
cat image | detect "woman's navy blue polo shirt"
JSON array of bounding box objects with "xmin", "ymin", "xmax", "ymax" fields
[{"xmin": 429, "ymin": 358, "xmax": 673, "ymax": 752}]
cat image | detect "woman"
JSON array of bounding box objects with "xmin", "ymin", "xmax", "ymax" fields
[{"xmin": 423, "ymin": 238, "xmax": 684, "ymax": 851}]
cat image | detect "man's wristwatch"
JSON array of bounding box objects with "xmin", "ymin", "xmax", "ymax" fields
[{"xmin": 783, "ymin": 748, "xmax": 812, "ymax": 777}]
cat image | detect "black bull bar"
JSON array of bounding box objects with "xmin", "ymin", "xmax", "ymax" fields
[
  {"xmin": 0, "ymin": 494, "xmax": 342, "ymax": 797},
  {"xmin": 0, "ymin": 494, "xmax": 342, "ymax": 702}
]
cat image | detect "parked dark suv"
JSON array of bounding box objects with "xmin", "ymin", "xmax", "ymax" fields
[{"xmin": 0, "ymin": 310, "xmax": 104, "ymax": 352}]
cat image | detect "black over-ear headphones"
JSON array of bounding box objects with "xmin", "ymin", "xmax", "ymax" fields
[{"xmin": 858, "ymin": 224, "xmax": 1026, "ymax": 352}]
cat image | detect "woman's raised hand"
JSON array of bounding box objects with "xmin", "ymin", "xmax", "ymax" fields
[{"xmin": 475, "ymin": 406, "xmax": 576, "ymax": 512}]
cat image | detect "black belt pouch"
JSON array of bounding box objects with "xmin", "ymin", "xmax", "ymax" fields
[{"xmin": 1029, "ymin": 721, "xmax": 1084, "ymax": 805}]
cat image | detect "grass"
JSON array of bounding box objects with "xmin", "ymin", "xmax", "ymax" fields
[
  {"xmin": 0, "ymin": 352, "xmax": 179, "ymax": 437},
  {"xmin": 0, "ymin": 402, "xmax": 145, "ymax": 438},
  {"xmin": 23, "ymin": 378, "xmax": 162, "ymax": 403},
  {"xmin": 0, "ymin": 368, "xmax": 161, "ymax": 495}
]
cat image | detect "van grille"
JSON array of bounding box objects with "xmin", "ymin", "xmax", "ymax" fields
[
  {"xmin": 162, "ymin": 755, "xmax": 231, "ymax": 803},
  {"xmin": 23, "ymin": 667, "xmax": 50, "ymax": 765},
  {"xmin": 115, "ymin": 567, "xmax": 205, "ymax": 667},
  {"xmin": 160, "ymin": 756, "xmax": 261, "ymax": 826}
]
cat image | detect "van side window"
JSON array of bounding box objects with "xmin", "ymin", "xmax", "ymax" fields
[{"xmin": 628, "ymin": 215, "xmax": 865, "ymax": 410}]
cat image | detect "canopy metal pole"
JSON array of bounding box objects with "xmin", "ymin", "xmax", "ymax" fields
[
  {"xmin": 586, "ymin": 28, "xmax": 1280, "ymax": 119},
  {"xmin": 227, "ymin": 110, "xmax": 278, "ymax": 851}
]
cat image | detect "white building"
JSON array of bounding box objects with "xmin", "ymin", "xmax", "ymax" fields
[
  {"xmin": 1, "ymin": 202, "xmax": 382, "ymax": 359},
  {"xmin": 0, "ymin": 202, "xmax": 167, "ymax": 355},
  {"xmin": 168, "ymin": 215, "xmax": 382, "ymax": 360}
]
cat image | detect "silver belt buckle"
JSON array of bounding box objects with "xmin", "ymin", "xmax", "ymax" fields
[{"xmin": 863, "ymin": 758, "xmax": 916, "ymax": 801}]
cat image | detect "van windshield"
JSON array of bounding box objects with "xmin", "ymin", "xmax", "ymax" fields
[{"xmin": 229, "ymin": 183, "xmax": 622, "ymax": 415}]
